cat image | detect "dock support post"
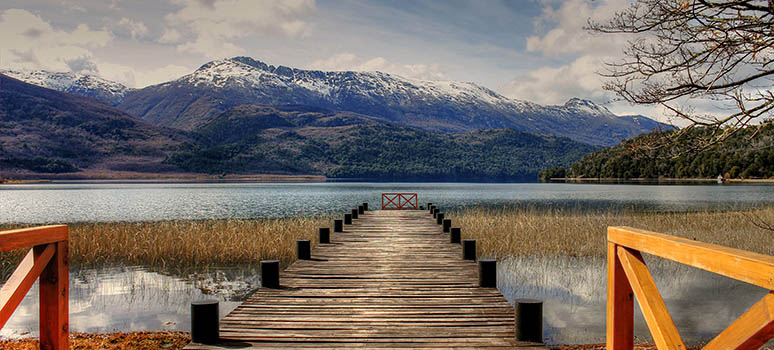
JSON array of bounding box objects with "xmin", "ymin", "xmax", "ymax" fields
[
  {"xmin": 297, "ymin": 240, "xmax": 311, "ymax": 260},
  {"xmin": 351, "ymin": 208, "xmax": 359, "ymax": 219},
  {"xmin": 433, "ymin": 208, "xmax": 439, "ymax": 218},
  {"xmin": 450, "ymin": 227, "xmax": 461, "ymax": 244},
  {"xmin": 443, "ymin": 219, "xmax": 451, "ymax": 232},
  {"xmin": 429, "ymin": 205, "xmax": 435, "ymax": 213},
  {"xmin": 427, "ymin": 203, "xmax": 433, "ymax": 211},
  {"xmin": 479, "ymin": 259, "xmax": 496, "ymax": 287},
  {"xmin": 319, "ymin": 227, "xmax": 330, "ymax": 244},
  {"xmin": 334, "ymin": 219, "xmax": 343, "ymax": 232},
  {"xmin": 463, "ymin": 240, "xmax": 476, "ymax": 260},
  {"xmin": 362, "ymin": 202, "xmax": 368, "ymax": 211},
  {"xmin": 344, "ymin": 213, "xmax": 352, "ymax": 225},
  {"xmin": 191, "ymin": 300, "xmax": 219, "ymax": 344},
  {"xmin": 515, "ymin": 299, "xmax": 543, "ymax": 343},
  {"xmin": 358, "ymin": 205, "xmax": 364, "ymax": 214},
  {"xmin": 261, "ymin": 260, "xmax": 280, "ymax": 288},
  {"xmin": 436, "ymin": 213, "xmax": 445, "ymax": 225}
]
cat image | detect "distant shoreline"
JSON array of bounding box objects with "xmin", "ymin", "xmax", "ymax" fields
[
  {"xmin": 550, "ymin": 177, "xmax": 774, "ymax": 184},
  {"xmin": 0, "ymin": 171, "xmax": 326, "ymax": 183}
]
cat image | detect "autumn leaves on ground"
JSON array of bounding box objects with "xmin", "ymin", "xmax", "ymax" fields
[{"xmin": 1, "ymin": 206, "xmax": 773, "ymax": 349}]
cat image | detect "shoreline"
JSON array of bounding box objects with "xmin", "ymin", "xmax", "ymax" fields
[{"xmin": 550, "ymin": 177, "xmax": 774, "ymax": 183}]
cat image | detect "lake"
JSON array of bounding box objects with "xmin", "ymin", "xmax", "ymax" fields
[
  {"xmin": 1, "ymin": 181, "xmax": 773, "ymax": 345},
  {"xmin": 3, "ymin": 181, "xmax": 774, "ymax": 223}
]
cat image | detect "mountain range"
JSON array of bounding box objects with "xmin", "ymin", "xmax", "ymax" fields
[
  {"xmin": 1, "ymin": 57, "xmax": 671, "ymax": 180},
  {"xmin": 4, "ymin": 57, "xmax": 670, "ymax": 146}
]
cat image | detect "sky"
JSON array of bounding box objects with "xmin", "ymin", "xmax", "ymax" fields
[{"xmin": 0, "ymin": 0, "xmax": 677, "ymax": 120}]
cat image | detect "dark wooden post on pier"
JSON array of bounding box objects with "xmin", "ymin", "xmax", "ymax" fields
[
  {"xmin": 479, "ymin": 258, "xmax": 496, "ymax": 287},
  {"xmin": 344, "ymin": 213, "xmax": 352, "ymax": 225},
  {"xmin": 450, "ymin": 227, "xmax": 461, "ymax": 243},
  {"xmin": 191, "ymin": 300, "xmax": 219, "ymax": 344},
  {"xmin": 351, "ymin": 208, "xmax": 359, "ymax": 219},
  {"xmin": 362, "ymin": 202, "xmax": 368, "ymax": 211},
  {"xmin": 358, "ymin": 205, "xmax": 364, "ymax": 214},
  {"xmin": 319, "ymin": 227, "xmax": 330, "ymax": 244},
  {"xmin": 436, "ymin": 212, "xmax": 445, "ymax": 225},
  {"xmin": 260, "ymin": 260, "xmax": 279, "ymax": 288},
  {"xmin": 433, "ymin": 208, "xmax": 439, "ymax": 218},
  {"xmin": 334, "ymin": 219, "xmax": 343, "ymax": 232},
  {"xmin": 463, "ymin": 239, "xmax": 476, "ymax": 260},
  {"xmin": 297, "ymin": 240, "xmax": 311, "ymax": 260},
  {"xmin": 443, "ymin": 219, "xmax": 451, "ymax": 232},
  {"xmin": 515, "ymin": 299, "xmax": 543, "ymax": 343}
]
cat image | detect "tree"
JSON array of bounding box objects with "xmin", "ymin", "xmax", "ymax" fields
[{"xmin": 589, "ymin": 0, "xmax": 774, "ymax": 150}]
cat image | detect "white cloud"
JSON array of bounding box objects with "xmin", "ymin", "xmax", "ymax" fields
[
  {"xmin": 500, "ymin": 0, "xmax": 638, "ymax": 112},
  {"xmin": 98, "ymin": 62, "xmax": 192, "ymax": 88},
  {"xmin": 158, "ymin": 28, "xmax": 182, "ymax": 43},
  {"xmin": 308, "ymin": 52, "xmax": 446, "ymax": 81},
  {"xmin": 164, "ymin": 0, "xmax": 316, "ymax": 58},
  {"xmin": 115, "ymin": 17, "xmax": 149, "ymax": 39},
  {"xmin": 0, "ymin": 9, "xmax": 112, "ymax": 72}
]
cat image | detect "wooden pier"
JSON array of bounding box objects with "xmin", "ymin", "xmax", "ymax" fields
[{"xmin": 187, "ymin": 209, "xmax": 546, "ymax": 349}]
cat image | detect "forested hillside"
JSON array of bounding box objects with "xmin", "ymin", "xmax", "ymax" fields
[{"xmin": 552, "ymin": 124, "xmax": 774, "ymax": 179}]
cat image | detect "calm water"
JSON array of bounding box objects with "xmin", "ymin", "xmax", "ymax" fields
[
  {"xmin": 2, "ymin": 181, "xmax": 774, "ymax": 223},
  {"xmin": 2, "ymin": 181, "xmax": 773, "ymax": 344}
]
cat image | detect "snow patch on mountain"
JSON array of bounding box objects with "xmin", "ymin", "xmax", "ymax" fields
[{"xmin": 0, "ymin": 69, "xmax": 130, "ymax": 106}]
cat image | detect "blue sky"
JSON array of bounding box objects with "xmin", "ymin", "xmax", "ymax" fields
[{"xmin": 1, "ymin": 0, "xmax": 675, "ymax": 119}]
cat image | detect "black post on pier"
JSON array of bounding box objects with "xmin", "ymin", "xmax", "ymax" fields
[
  {"xmin": 450, "ymin": 227, "xmax": 461, "ymax": 244},
  {"xmin": 191, "ymin": 300, "xmax": 219, "ymax": 344},
  {"xmin": 319, "ymin": 227, "xmax": 330, "ymax": 244}
]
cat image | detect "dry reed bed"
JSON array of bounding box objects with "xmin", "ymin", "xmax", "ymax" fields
[
  {"xmin": 452, "ymin": 206, "xmax": 774, "ymax": 258},
  {"xmin": 1, "ymin": 217, "xmax": 330, "ymax": 277}
]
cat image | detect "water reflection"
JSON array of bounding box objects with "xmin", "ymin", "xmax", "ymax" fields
[
  {"xmin": 498, "ymin": 255, "xmax": 771, "ymax": 345},
  {"xmin": 0, "ymin": 267, "xmax": 260, "ymax": 339}
]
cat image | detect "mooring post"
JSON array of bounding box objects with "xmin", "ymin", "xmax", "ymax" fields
[
  {"xmin": 443, "ymin": 219, "xmax": 451, "ymax": 232},
  {"xmin": 319, "ymin": 227, "xmax": 330, "ymax": 244},
  {"xmin": 261, "ymin": 259, "xmax": 280, "ymax": 288},
  {"xmin": 450, "ymin": 227, "xmax": 461, "ymax": 244},
  {"xmin": 433, "ymin": 208, "xmax": 439, "ymax": 218},
  {"xmin": 334, "ymin": 219, "xmax": 343, "ymax": 232},
  {"xmin": 515, "ymin": 299, "xmax": 543, "ymax": 343},
  {"xmin": 362, "ymin": 202, "xmax": 368, "ymax": 211},
  {"xmin": 436, "ymin": 213, "xmax": 445, "ymax": 225},
  {"xmin": 344, "ymin": 213, "xmax": 352, "ymax": 225},
  {"xmin": 479, "ymin": 259, "xmax": 496, "ymax": 288},
  {"xmin": 427, "ymin": 202, "xmax": 433, "ymax": 210},
  {"xmin": 191, "ymin": 300, "xmax": 219, "ymax": 344},
  {"xmin": 358, "ymin": 205, "xmax": 364, "ymax": 214},
  {"xmin": 429, "ymin": 205, "xmax": 435, "ymax": 213},
  {"xmin": 297, "ymin": 240, "xmax": 311, "ymax": 260},
  {"xmin": 351, "ymin": 208, "xmax": 359, "ymax": 219},
  {"xmin": 463, "ymin": 239, "xmax": 476, "ymax": 260}
]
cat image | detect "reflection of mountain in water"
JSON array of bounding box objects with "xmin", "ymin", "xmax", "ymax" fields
[{"xmin": 498, "ymin": 256, "xmax": 771, "ymax": 345}]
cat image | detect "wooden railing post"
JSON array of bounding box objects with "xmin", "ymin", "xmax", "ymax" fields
[
  {"xmin": 39, "ymin": 240, "xmax": 69, "ymax": 350},
  {"xmin": 607, "ymin": 241, "xmax": 633, "ymax": 350}
]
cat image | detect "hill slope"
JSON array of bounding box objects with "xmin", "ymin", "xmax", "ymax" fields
[
  {"xmin": 0, "ymin": 74, "xmax": 187, "ymax": 174},
  {"xmin": 116, "ymin": 57, "xmax": 668, "ymax": 146},
  {"xmin": 166, "ymin": 105, "xmax": 599, "ymax": 181},
  {"xmin": 1, "ymin": 70, "xmax": 129, "ymax": 106}
]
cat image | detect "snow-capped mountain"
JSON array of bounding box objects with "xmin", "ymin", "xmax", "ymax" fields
[
  {"xmin": 0, "ymin": 69, "xmax": 130, "ymax": 106},
  {"xmin": 117, "ymin": 57, "xmax": 669, "ymax": 146}
]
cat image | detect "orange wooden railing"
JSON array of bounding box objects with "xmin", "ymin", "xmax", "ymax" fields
[
  {"xmin": 1, "ymin": 225, "xmax": 69, "ymax": 349},
  {"xmin": 381, "ymin": 193, "xmax": 418, "ymax": 210},
  {"xmin": 607, "ymin": 226, "xmax": 774, "ymax": 350}
]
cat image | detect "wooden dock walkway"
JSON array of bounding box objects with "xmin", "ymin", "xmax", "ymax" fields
[{"xmin": 187, "ymin": 210, "xmax": 546, "ymax": 349}]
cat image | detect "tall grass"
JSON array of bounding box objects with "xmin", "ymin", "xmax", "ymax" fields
[
  {"xmin": 452, "ymin": 206, "xmax": 774, "ymax": 258},
  {"xmin": 1, "ymin": 217, "xmax": 330, "ymax": 279}
]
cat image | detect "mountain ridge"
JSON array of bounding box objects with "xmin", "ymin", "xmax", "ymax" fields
[{"xmin": 5, "ymin": 57, "xmax": 672, "ymax": 146}]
